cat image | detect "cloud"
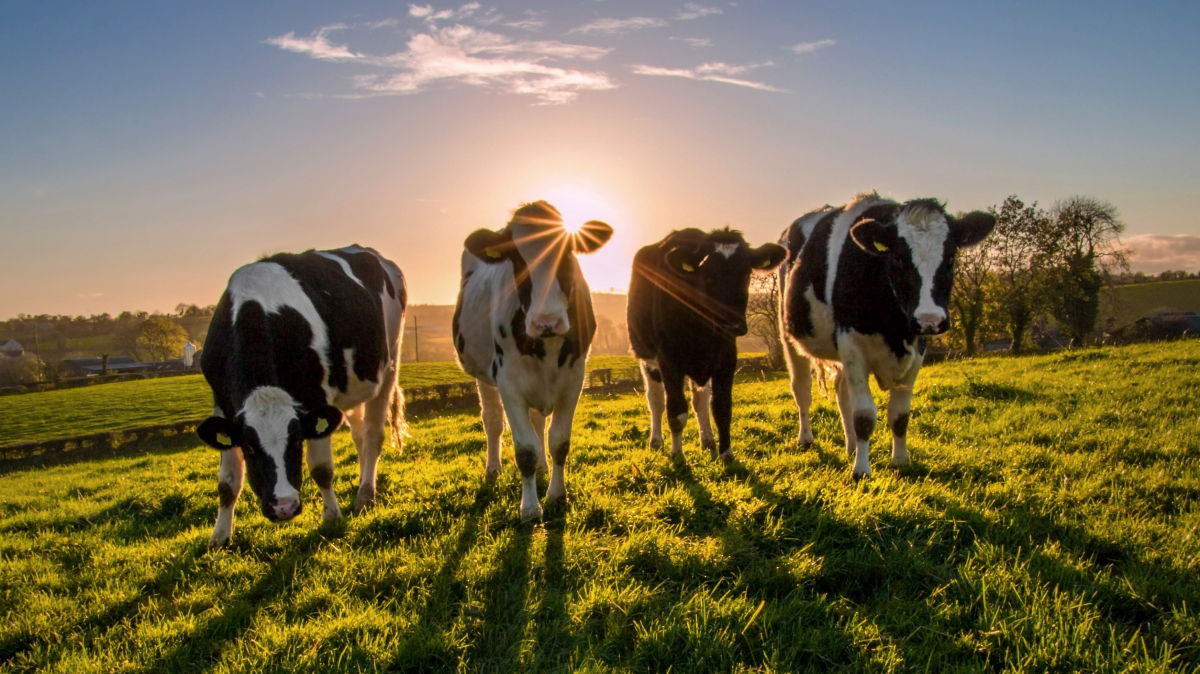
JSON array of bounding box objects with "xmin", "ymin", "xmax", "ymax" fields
[
  {"xmin": 504, "ymin": 18, "xmax": 546, "ymax": 31},
  {"xmin": 264, "ymin": 24, "xmax": 362, "ymax": 61},
  {"xmin": 790, "ymin": 39, "xmax": 835, "ymax": 55},
  {"xmin": 676, "ymin": 3, "xmax": 723, "ymax": 21},
  {"xmin": 349, "ymin": 25, "xmax": 616, "ymax": 104},
  {"xmin": 570, "ymin": 16, "xmax": 668, "ymax": 35},
  {"xmin": 631, "ymin": 61, "xmax": 787, "ymax": 93},
  {"xmin": 409, "ymin": 2, "xmax": 478, "ymax": 22},
  {"xmin": 1125, "ymin": 234, "xmax": 1200, "ymax": 273},
  {"xmin": 672, "ymin": 36, "xmax": 713, "ymax": 48}
]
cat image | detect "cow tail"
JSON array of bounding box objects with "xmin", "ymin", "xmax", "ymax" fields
[
  {"xmin": 811, "ymin": 359, "xmax": 840, "ymax": 396},
  {"xmin": 389, "ymin": 383, "xmax": 409, "ymax": 451}
]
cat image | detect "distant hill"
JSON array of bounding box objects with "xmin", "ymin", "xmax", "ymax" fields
[{"xmin": 1100, "ymin": 279, "xmax": 1200, "ymax": 329}]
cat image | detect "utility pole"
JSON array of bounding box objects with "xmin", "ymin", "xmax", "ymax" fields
[{"xmin": 408, "ymin": 314, "xmax": 419, "ymax": 362}]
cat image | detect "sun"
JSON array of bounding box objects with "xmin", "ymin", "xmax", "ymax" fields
[
  {"xmin": 526, "ymin": 180, "xmax": 632, "ymax": 293},
  {"xmin": 535, "ymin": 183, "xmax": 621, "ymax": 234}
]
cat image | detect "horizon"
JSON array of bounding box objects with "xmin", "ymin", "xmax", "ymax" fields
[{"xmin": 3, "ymin": 1, "xmax": 1199, "ymax": 318}]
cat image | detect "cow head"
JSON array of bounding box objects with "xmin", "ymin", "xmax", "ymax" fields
[
  {"xmin": 664, "ymin": 228, "xmax": 787, "ymax": 336},
  {"xmin": 850, "ymin": 199, "xmax": 995, "ymax": 335},
  {"xmin": 465, "ymin": 200, "xmax": 612, "ymax": 338},
  {"xmin": 197, "ymin": 387, "xmax": 342, "ymax": 522}
]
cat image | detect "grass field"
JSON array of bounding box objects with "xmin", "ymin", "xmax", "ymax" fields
[
  {"xmin": 1102, "ymin": 278, "xmax": 1200, "ymax": 327},
  {"xmin": 0, "ymin": 357, "xmax": 639, "ymax": 448},
  {"xmin": 1, "ymin": 341, "xmax": 1198, "ymax": 671}
]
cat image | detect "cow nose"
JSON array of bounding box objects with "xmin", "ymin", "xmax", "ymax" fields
[
  {"xmin": 530, "ymin": 314, "xmax": 566, "ymax": 336},
  {"xmin": 916, "ymin": 312, "xmax": 947, "ymax": 334},
  {"xmin": 271, "ymin": 496, "xmax": 301, "ymax": 521},
  {"xmin": 725, "ymin": 321, "xmax": 748, "ymax": 336}
]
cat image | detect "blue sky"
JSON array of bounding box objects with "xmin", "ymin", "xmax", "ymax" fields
[{"xmin": 2, "ymin": 1, "xmax": 1198, "ymax": 316}]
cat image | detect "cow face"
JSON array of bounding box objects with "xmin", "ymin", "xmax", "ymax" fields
[
  {"xmin": 198, "ymin": 387, "xmax": 341, "ymax": 522},
  {"xmin": 665, "ymin": 229, "xmax": 787, "ymax": 336},
  {"xmin": 466, "ymin": 200, "xmax": 612, "ymax": 338},
  {"xmin": 850, "ymin": 201, "xmax": 995, "ymax": 335}
]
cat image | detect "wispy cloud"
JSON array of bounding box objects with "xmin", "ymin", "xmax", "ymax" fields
[
  {"xmin": 570, "ymin": 16, "xmax": 668, "ymax": 35},
  {"xmin": 672, "ymin": 36, "xmax": 713, "ymax": 48},
  {"xmin": 264, "ymin": 24, "xmax": 362, "ymax": 61},
  {"xmin": 1125, "ymin": 234, "xmax": 1200, "ymax": 272},
  {"xmin": 631, "ymin": 61, "xmax": 786, "ymax": 92},
  {"xmin": 790, "ymin": 39, "xmax": 835, "ymax": 55},
  {"xmin": 676, "ymin": 3, "xmax": 723, "ymax": 21},
  {"xmin": 270, "ymin": 22, "xmax": 616, "ymax": 104}
]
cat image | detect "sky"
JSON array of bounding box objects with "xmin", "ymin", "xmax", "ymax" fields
[{"xmin": 2, "ymin": 0, "xmax": 1199, "ymax": 318}]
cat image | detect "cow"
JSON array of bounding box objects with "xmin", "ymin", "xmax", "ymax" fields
[
  {"xmin": 452, "ymin": 201, "xmax": 611, "ymax": 521},
  {"xmin": 628, "ymin": 228, "xmax": 786, "ymax": 463},
  {"xmin": 778, "ymin": 193, "xmax": 994, "ymax": 478},
  {"xmin": 197, "ymin": 245, "xmax": 406, "ymax": 548}
]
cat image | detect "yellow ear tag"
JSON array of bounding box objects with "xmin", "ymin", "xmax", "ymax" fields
[
  {"xmin": 758, "ymin": 258, "xmax": 774, "ymax": 269},
  {"xmin": 216, "ymin": 433, "xmax": 232, "ymax": 446},
  {"xmin": 315, "ymin": 418, "xmax": 329, "ymax": 434},
  {"xmin": 873, "ymin": 241, "xmax": 889, "ymax": 253},
  {"xmin": 485, "ymin": 248, "xmax": 503, "ymax": 259},
  {"xmin": 681, "ymin": 262, "xmax": 696, "ymax": 272}
]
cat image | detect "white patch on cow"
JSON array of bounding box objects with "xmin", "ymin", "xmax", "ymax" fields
[
  {"xmin": 511, "ymin": 222, "xmax": 571, "ymax": 334},
  {"xmin": 316, "ymin": 251, "xmax": 364, "ymax": 287},
  {"xmin": 240, "ymin": 386, "xmax": 301, "ymax": 501},
  {"xmin": 333, "ymin": 347, "xmax": 383, "ymax": 409},
  {"xmin": 895, "ymin": 206, "xmax": 951, "ymax": 323},
  {"xmin": 715, "ymin": 243, "xmax": 739, "ymax": 259},
  {"xmin": 228, "ymin": 262, "xmax": 333, "ymax": 394}
]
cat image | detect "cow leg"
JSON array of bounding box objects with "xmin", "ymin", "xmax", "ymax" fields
[
  {"xmin": 478, "ymin": 381, "xmax": 506, "ymax": 481},
  {"xmin": 690, "ymin": 378, "xmax": 716, "ymax": 457},
  {"xmin": 888, "ymin": 359, "xmax": 922, "ymax": 467},
  {"xmin": 640, "ymin": 359, "xmax": 665, "ymax": 449},
  {"xmin": 834, "ymin": 367, "xmax": 856, "ymax": 459},
  {"xmin": 840, "ymin": 357, "xmax": 877, "ymax": 479},
  {"xmin": 355, "ymin": 382, "xmax": 392, "ymax": 511},
  {"xmin": 344, "ymin": 405, "xmax": 366, "ymax": 455},
  {"xmin": 710, "ymin": 368, "xmax": 735, "ymax": 463},
  {"xmin": 662, "ymin": 368, "xmax": 689, "ymax": 460},
  {"xmin": 306, "ymin": 435, "xmax": 341, "ymax": 522},
  {"xmin": 209, "ymin": 447, "xmax": 245, "ymax": 549},
  {"xmin": 497, "ymin": 386, "xmax": 544, "ymax": 522},
  {"xmin": 529, "ymin": 408, "xmax": 549, "ymax": 473},
  {"xmin": 782, "ymin": 338, "xmax": 815, "ymax": 448}
]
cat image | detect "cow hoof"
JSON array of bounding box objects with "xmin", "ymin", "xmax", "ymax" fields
[
  {"xmin": 799, "ymin": 440, "xmax": 814, "ymax": 450},
  {"xmin": 717, "ymin": 450, "xmax": 734, "ymax": 465},
  {"xmin": 484, "ymin": 464, "xmax": 502, "ymax": 483},
  {"xmin": 323, "ymin": 508, "xmax": 343, "ymax": 523},
  {"xmin": 207, "ymin": 534, "xmax": 231, "ymax": 551},
  {"xmin": 851, "ymin": 470, "xmax": 870, "ymax": 482},
  {"xmin": 544, "ymin": 492, "xmax": 568, "ymax": 512},
  {"xmin": 519, "ymin": 504, "xmax": 544, "ymax": 523},
  {"xmin": 649, "ymin": 437, "xmax": 663, "ymax": 450}
]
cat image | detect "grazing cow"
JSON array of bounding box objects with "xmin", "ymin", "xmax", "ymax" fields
[
  {"xmin": 628, "ymin": 228, "xmax": 786, "ymax": 462},
  {"xmin": 452, "ymin": 201, "xmax": 611, "ymax": 521},
  {"xmin": 779, "ymin": 193, "xmax": 994, "ymax": 478},
  {"xmin": 197, "ymin": 245, "xmax": 406, "ymax": 548}
]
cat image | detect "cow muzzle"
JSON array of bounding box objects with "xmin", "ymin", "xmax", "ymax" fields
[
  {"xmin": 529, "ymin": 313, "xmax": 568, "ymax": 338},
  {"xmin": 915, "ymin": 312, "xmax": 949, "ymax": 335},
  {"xmin": 265, "ymin": 495, "xmax": 301, "ymax": 522}
]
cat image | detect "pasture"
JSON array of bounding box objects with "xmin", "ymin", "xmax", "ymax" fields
[{"xmin": 1, "ymin": 341, "xmax": 1198, "ymax": 671}]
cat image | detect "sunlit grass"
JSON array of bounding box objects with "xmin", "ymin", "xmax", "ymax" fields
[{"xmin": 0, "ymin": 341, "xmax": 1197, "ymax": 670}]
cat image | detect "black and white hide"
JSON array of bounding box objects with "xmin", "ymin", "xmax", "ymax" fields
[
  {"xmin": 628, "ymin": 228, "xmax": 786, "ymax": 463},
  {"xmin": 778, "ymin": 193, "xmax": 994, "ymax": 478},
  {"xmin": 452, "ymin": 201, "xmax": 611, "ymax": 521},
  {"xmin": 198, "ymin": 245, "xmax": 406, "ymax": 547}
]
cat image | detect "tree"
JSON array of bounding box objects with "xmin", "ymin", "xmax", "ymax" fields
[
  {"xmin": 987, "ymin": 196, "xmax": 1052, "ymax": 355},
  {"xmin": 1044, "ymin": 196, "xmax": 1127, "ymax": 346},
  {"xmin": 136, "ymin": 316, "xmax": 189, "ymax": 362},
  {"xmin": 948, "ymin": 238, "xmax": 992, "ymax": 355},
  {"xmin": 747, "ymin": 271, "xmax": 784, "ymax": 369}
]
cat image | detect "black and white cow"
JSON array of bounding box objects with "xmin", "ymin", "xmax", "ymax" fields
[
  {"xmin": 198, "ymin": 245, "xmax": 406, "ymax": 548},
  {"xmin": 628, "ymin": 228, "xmax": 786, "ymax": 463},
  {"xmin": 779, "ymin": 193, "xmax": 994, "ymax": 478},
  {"xmin": 452, "ymin": 201, "xmax": 611, "ymax": 521}
]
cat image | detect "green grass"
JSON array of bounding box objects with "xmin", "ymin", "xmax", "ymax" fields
[
  {"xmin": 1, "ymin": 341, "xmax": 1198, "ymax": 671},
  {"xmin": 0, "ymin": 358, "xmax": 640, "ymax": 447},
  {"xmin": 1102, "ymin": 278, "xmax": 1200, "ymax": 328}
]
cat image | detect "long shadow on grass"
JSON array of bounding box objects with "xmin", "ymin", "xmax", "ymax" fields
[
  {"xmin": 0, "ymin": 543, "xmax": 206, "ymax": 665},
  {"xmin": 0, "ymin": 433, "xmax": 200, "ymax": 476},
  {"xmin": 532, "ymin": 517, "xmax": 573, "ymax": 670},
  {"xmin": 456, "ymin": 522, "xmax": 533, "ymax": 672},
  {"xmin": 143, "ymin": 528, "xmax": 334, "ymax": 670}
]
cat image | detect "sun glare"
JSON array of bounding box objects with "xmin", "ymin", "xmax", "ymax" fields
[{"xmin": 528, "ymin": 181, "xmax": 632, "ymax": 294}]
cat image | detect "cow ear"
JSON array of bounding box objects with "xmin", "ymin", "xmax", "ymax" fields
[
  {"xmin": 197, "ymin": 416, "xmax": 239, "ymax": 450},
  {"xmin": 750, "ymin": 243, "xmax": 787, "ymax": 271},
  {"xmin": 573, "ymin": 220, "xmax": 613, "ymax": 254},
  {"xmin": 464, "ymin": 229, "xmax": 513, "ymax": 263},
  {"xmin": 664, "ymin": 246, "xmax": 705, "ymax": 276},
  {"xmin": 950, "ymin": 211, "xmax": 996, "ymax": 248},
  {"xmin": 850, "ymin": 218, "xmax": 899, "ymax": 257},
  {"xmin": 301, "ymin": 406, "xmax": 343, "ymax": 439}
]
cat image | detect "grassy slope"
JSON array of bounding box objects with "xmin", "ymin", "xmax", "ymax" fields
[
  {"xmin": 1, "ymin": 342, "xmax": 1198, "ymax": 671},
  {"xmin": 1102, "ymin": 278, "xmax": 1200, "ymax": 327},
  {"xmin": 0, "ymin": 357, "xmax": 639, "ymax": 447}
]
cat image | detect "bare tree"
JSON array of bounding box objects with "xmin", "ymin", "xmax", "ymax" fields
[
  {"xmin": 949, "ymin": 238, "xmax": 992, "ymax": 355},
  {"xmin": 747, "ymin": 271, "xmax": 784, "ymax": 368}
]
